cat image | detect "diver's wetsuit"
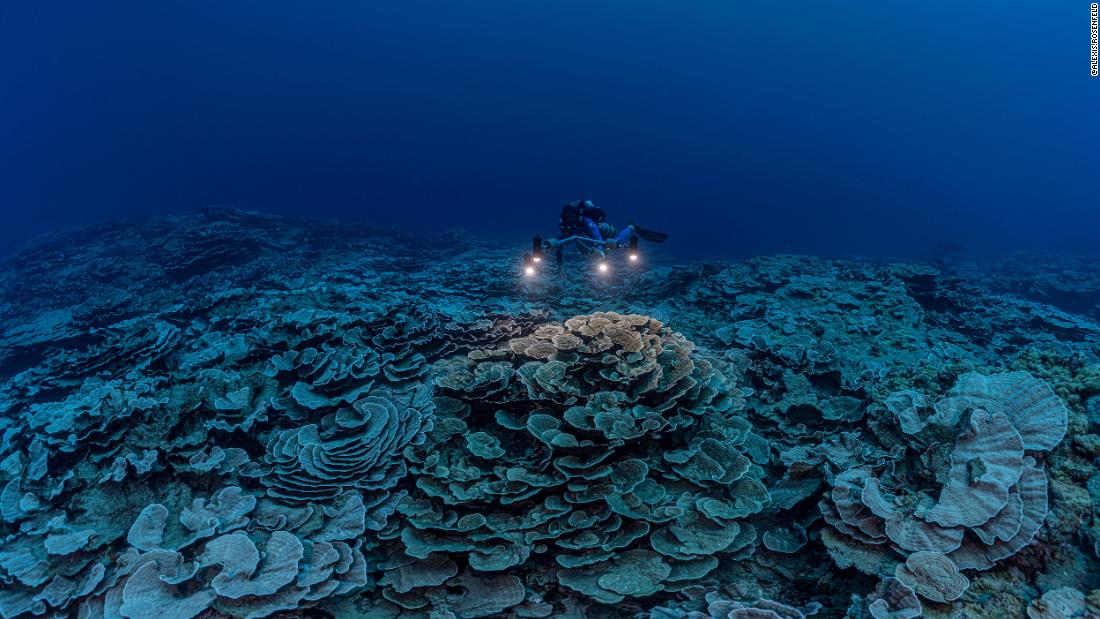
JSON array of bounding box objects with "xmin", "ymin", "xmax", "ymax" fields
[{"xmin": 555, "ymin": 200, "xmax": 634, "ymax": 263}]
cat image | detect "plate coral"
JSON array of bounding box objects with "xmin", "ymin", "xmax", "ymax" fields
[{"xmin": 2, "ymin": 209, "xmax": 1099, "ymax": 618}]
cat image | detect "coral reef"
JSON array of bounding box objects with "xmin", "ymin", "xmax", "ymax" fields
[
  {"xmin": 817, "ymin": 371, "xmax": 1067, "ymax": 581},
  {"xmin": 369, "ymin": 312, "xmax": 764, "ymax": 614},
  {"xmin": 2, "ymin": 209, "xmax": 1100, "ymax": 618}
]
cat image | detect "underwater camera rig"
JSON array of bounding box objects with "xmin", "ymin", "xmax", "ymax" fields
[{"xmin": 521, "ymin": 225, "xmax": 667, "ymax": 279}]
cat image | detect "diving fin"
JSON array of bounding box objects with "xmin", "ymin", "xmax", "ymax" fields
[{"xmin": 633, "ymin": 225, "xmax": 668, "ymax": 243}]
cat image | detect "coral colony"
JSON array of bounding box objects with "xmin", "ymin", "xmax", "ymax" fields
[{"xmin": 1, "ymin": 208, "xmax": 1100, "ymax": 618}]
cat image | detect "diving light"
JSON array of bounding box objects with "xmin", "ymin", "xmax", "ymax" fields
[
  {"xmin": 597, "ymin": 261, "xmax": 608, "ymax": 273},
  {"xmin": 522, "ymin": 252, "xmax": 536, "ymax": 277},
  {"xmin": 529, "ymin": 236, "xmax": 546, "ymax": 264},
  {"xmin": 629, "ymin": 235, "xmax": 639, "ymax": 261},
  {"xmin": 629, "ymin": 253, "xmax": 638, "ymax": 261}
]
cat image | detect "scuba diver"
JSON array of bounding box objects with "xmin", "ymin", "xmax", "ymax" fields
[{"xmin": 553, "ymin": 199, "xmax": 667, "ymax": 264}]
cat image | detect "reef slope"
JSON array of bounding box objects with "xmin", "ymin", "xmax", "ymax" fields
[{"xmin": 1, "ymin": 209, "xmax": 1099, "ymax": 618}]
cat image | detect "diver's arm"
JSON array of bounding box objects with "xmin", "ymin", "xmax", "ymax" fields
[
  {"xmin": 581, "ymin": 218, "xmax": 606, "ymax": 256},
  {"xmin": 581, "ymin": 217, "xmax": 602, "ymax": 241}
]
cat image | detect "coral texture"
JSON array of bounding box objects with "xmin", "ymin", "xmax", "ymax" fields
[{"xmin": 2, "ymin": 210, "xmax": 1100, "ymax": 618}]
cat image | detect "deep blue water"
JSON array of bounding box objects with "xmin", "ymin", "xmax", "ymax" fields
[{"xmin": 1, "ymin": 1, "xmax": 1096, "ymax": 259}]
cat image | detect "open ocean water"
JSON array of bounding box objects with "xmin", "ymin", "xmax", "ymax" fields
[{"xmin": 1, "ymin": 2, "xmax": 1099, "ymax": 618}]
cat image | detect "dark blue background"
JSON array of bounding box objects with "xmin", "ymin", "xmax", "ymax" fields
[{"xmin": 1, "ymin": 1, "xmax": 1096, "ymax": 258}]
